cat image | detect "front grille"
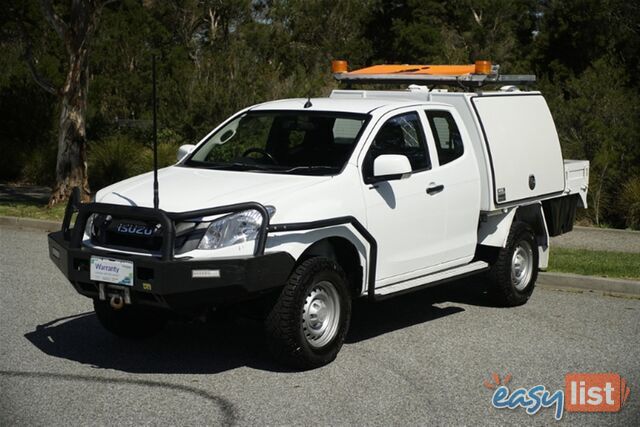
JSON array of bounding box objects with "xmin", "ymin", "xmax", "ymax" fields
[
  {"xmin": 90, "ymin": 215, "xmax": 163, "ymax": 252},
  {"xmin": 103, "ymin": 229, "xmax": 163, "ymax": 250},
  {"xmin": 89, "ymin": 215, "xmax": 201, "ymax": 254}
]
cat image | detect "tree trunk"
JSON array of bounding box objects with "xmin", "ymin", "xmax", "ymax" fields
[
  {"xmin": 30, "ymin": 0, "xmax": 110, "ymax": 207},
  {"xmin": 49, "ymin": 53, "xmax": 91, "ymax": 206}
]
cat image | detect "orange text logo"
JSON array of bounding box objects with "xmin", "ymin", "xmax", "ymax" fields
[{"xmin": 565, "ymin": 373, "xmax": 631, "ymax": 413}]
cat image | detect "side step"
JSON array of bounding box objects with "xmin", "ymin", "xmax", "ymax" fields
[{"xmin": 373, "ymin": 261, "xmax": 489, "ymax": 300}]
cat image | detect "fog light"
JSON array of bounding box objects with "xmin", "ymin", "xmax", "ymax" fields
[{"xmin": 192, "ymin": 269, "xmax": 221, "ymax": 279}]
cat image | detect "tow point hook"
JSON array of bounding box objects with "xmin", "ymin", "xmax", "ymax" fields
[
  {"xmin": 110, "ymin": 295, "xmax": 124, "ymax": 310},
  {"xmin": 99, "ymin": 283, "xmax": 131, "ymax": 310}
]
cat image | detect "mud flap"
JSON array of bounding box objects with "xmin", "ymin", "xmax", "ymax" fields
[{"xmin": 542, "ymin": 194, "xmax": 579, "ymax": 237}]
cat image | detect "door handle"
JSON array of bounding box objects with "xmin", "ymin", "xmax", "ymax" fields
[{"xmin": 426, "ymin": 184, "xmax": 444, "ymax": 195}]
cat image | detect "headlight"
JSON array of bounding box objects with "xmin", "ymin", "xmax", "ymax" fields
[
  {"xmin": 84, "ymin": 213, "xmax": 111, "ymax": 240},
  {"xmin": 197, "ymin": 206, "xmax": 275, "ymax": 250},
  {"xmin": 84, "ymin": 213, "xmax": 96, "ymax": 238},
  {"xmin": 83, "ymin": 194, "xmax": 97, "ymax": 237}
]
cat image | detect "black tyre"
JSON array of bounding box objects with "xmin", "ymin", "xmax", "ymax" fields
[
  {"xmin": 265, "ymin": 257, "xmax": 352, "ymax": 369},
  {"xmin": 93, "ymin": 299, "xmax": 167, "ymax": 339},
  {"xmin": 488, "ymin": 221, "xmax": 538, "ymax": 306}
]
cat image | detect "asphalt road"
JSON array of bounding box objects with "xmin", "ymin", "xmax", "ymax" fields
[{"xmin": 1, "ymin": 227, "xmax": 639, "ymax": 426}]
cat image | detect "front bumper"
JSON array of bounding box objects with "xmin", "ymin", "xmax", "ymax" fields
[
  {"xmin": 48, "ymin": 231, "xmax": 295, "ymax": 310},
  {"xmin": 48, "ymin": 190, "xmax": 294, "ymax": 311}
]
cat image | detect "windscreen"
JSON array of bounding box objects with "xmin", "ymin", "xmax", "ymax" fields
[{"xmin": 186, "ymin": 111, "xmax": 369, "ymax": 175}]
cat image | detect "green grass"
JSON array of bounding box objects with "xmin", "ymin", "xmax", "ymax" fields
[
  {"xmin": 548, "ymin": 247, "xmax": 640, "ymax": 280},
  {"xmin": 0, "ymin": 202, "xmax": 66, "ymax": 221}
]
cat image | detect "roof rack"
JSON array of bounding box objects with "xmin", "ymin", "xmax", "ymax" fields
[{"xmin": 331, "ymin": 61, "xmax": 536, "ymax": 90}]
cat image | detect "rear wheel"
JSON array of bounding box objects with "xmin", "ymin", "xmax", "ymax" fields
[
  {"xmin": 265, "ymin": 257, "xmax": 351, "ymax": 369},
  {"xmin": 93, "ymin": 299, "xmax": 167, "ymax": 339},
  {"xmin": 488, "ymin": 221, "xmax": 538, "ymax": 306}
]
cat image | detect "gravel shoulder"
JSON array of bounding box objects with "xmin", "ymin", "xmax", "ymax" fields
[{"xmin": 551, "ymin": 226, "xmax": 640, "ymax": 253}]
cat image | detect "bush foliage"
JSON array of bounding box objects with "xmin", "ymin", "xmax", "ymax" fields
[
  {"xmin": 88, "ymin": 133, "xmax": 182, "ymax": 190},
  {"xmin": 88, "ymin": 134, "xmax": 149, "ymax": 190},
  {"xmin": 621, "ymin": 177, "xmax": 640, "ymax": 230}
]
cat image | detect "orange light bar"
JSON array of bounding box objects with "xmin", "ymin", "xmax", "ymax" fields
[
  {"xmin": 332, "ymin": 60, "xmax": 348, "ymax": 73},
  {"xmin": 339, "ymin": 62, "xmax": 496, "ymax": 76},
  {"xmin": 347, "ymin": 64, "xmax": 477, "ymax": 76},
  {"xmin": 333, "ymin": 60, "xmax": 534, "ymax": 88}
]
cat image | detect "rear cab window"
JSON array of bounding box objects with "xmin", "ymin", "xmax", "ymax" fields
[{"xmin": 425, "ymin": 110, "xmax": 464, "ymax": 166}]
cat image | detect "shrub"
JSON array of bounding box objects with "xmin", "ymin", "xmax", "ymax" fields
[
  {"xmin": 139, "ymin": 141, "xmax": 182, "ymax": 171},
  {"xmin": 157, "ymin": 142, "xmax": 182, "ymax": 167},
  {"xmin": 620, "ymin": 176, "xmax": 640, "ymax": 230},
  {"xmin": 154, "ymin": 128, "xmax": 186, "ymax": 167},
  {"xmin": 0, "ymin": 141, "xmax": 28, "ymax": 182},
  {"xmin": 88, "ymin": 135, "xmax": 148, "ymax": 190},
  {"xmin": 0, "ymin": 81, "xmax": 56, "ymax": 182},
  {"xmin": 22, "ymin": 143, "xmax": 57, "ymax": 186}
]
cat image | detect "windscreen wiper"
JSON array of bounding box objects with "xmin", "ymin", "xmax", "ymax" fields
[
  {"xmin": 279, "ymin": 165, "xmax": 340, "ymax": 174},
  {"xmin": 190, "ymin": 161, "xmax": 275, "ymax": 171}
]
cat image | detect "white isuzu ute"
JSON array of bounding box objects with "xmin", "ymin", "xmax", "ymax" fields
[{"xmin": 48, "ymin": 62, "xmax": 589, "ymax": 368}]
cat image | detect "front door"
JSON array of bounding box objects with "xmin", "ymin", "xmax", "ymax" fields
[{"xmin": 360, "ymin": 110, "xmax": 447, "ymax": 283}]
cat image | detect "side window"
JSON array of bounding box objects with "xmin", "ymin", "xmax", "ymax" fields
[
  {"xmin": 364, "ymin": 112, "xmax": 430, "ymax": 178},
  {"xmin": 426, "ymin": 111, "xmax": 464, "ymax": 166}
]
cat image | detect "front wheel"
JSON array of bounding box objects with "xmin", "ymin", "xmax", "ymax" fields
[
  {"xmin": 488, "ymin": 221, "xmax": 539, "ymax": 306},
  {"xmin": 265, "ymin": 257, "xmax": 351, "ymax": 369}
]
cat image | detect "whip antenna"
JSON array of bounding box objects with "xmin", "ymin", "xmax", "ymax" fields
[{"xmin": 152, "ymin": 55, "xmax": 159, "ymax": 210}]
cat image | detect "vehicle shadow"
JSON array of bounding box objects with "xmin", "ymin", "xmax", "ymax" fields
[
  {"xmin": 24, "ymin": 311, "xmax": 281, "ymax": 374},
  {"xmin": 24, "ymin": 277, "xmax": 498, "ymax": 374},
  {"xmin": 347, "ymin": 275, "xmax": 497, "ymax": 342}
]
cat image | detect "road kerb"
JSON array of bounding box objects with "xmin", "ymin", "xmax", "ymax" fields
[{"xmin": 538, "ymin": 272, "xmax": 640, "ymax": 297}]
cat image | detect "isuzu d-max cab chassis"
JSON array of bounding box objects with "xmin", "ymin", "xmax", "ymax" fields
[{"xmin": 48, "ymin": 62, "xmax": 589, "ymax": 368}]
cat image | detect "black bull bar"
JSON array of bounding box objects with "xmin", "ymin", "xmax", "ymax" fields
[{"xmin": 61, "ymin": 188, "xmax": 271, "ymax": 259}]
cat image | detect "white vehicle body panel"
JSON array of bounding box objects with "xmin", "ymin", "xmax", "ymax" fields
[
  {"xmin": 97, "ymin": 167, "xmax": 333, "ymax": 214},
  {"xmin": 361, "ymin": 154, "xmax": 449, "ymax": 282},
  {"xmin": 471, "ymin": 94, "xmax": 565, "ymax": 204},
  {"xmin": 477, "ymin": 208, "xmax": 518, "ymax": 248},
  {"xmin": 563, "ymin": 159, "xmax": 590, "ymax": 208}
]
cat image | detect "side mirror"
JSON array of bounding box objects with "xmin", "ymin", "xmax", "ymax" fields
[
  {"xmin": 373, "ymin": 154, "xmax": 412, "ymax": 181},
  {"xmin": 177, "ymin": 144, "xmax": 196, "ymax": 162}
]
